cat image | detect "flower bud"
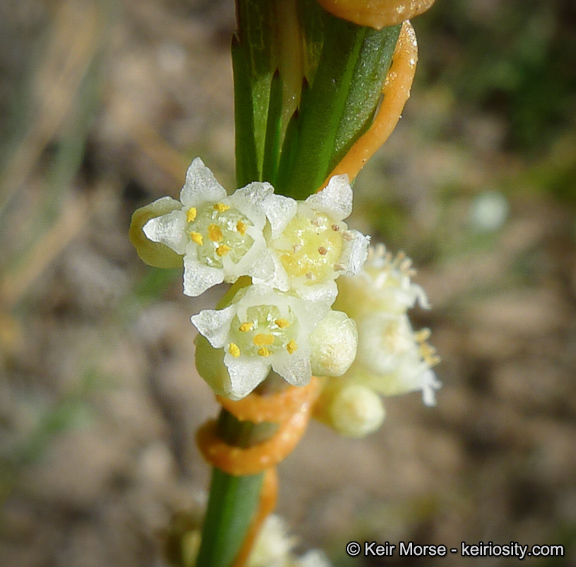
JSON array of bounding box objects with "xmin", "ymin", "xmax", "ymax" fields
[
  {"xmin": 194, "ymin": 334, "xmax": 236, "ymax": 399},
  {"xmin": 129, "ymin": 197, "xmax": 184, "ymax": 269},
  {"xmin": 315, "ymin": 381, "xmax": 385, "ymax": 438},
  {"xmin": 309, "ymin": 311, "xmax": 358, "ymax": 377}
]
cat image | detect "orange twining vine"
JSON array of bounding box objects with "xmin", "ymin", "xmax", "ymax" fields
[
  {"xmin": 316, "ymin": 0, "xmax": 435, "ymax": 29},
  {"xmin": 322, "ymin": 21, "xmax": 418, "ymax": 188},
  {"xmin": 197, "ymin": 378, "xmax": 321, "ymax": 476},
  {"xmin": 195, "ymin": 18, "xmax": 418, "ymax": 567},
  {"xmin": 196, "ymin": 378, "xmax": 321, "ymax": 567}
]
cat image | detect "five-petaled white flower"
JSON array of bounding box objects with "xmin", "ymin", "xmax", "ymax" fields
[
  {"xmin": 265, "ymin": 174, "xmax": 370, "ymax": 303},
  {"xmin": 313, "ymin": 244, "xmax": 440, "ymax": 436},
  {"xmin": 335, "ymin": 243, "xmax": 429, "ymax": 320},
  {"xmin": 191, "ymin": 284, "xmax": 331, "ymax": 399},
  {"xmin": 353, "ymin": 313, "xmax": 441, "ymax": 406},
  {"xmin": 142, "ymin": 158, "xmax": 288, "ymax": 297}
]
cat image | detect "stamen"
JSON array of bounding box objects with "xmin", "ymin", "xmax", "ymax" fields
[
  {"xmin": 258, "ymin": 347, "xmax": 271, "ymax": 357},
  {"xmin": 208, "ymin": 224, "xmax": 223, "ymax": 242},
  {"xmin": 253, "ymin": 334, "xmax": 274, "ymax": 347},
  {"xmin": 286, "ymin": 340, "xmax": 298, "ymax": 354},
  {"xmin": 214, "ymin": 202, "xmax": 230, "ymax": 213},
  {"xmin": 275, "ymin": 319, "xmax": 290, "ymax": 329},
  {"xmin": 239, "ymin": 322, "xmax": 254, "ymax": 332},
  {"xmin": 190, "ymin": 231, "xmax": 203, "ymax": 245},
  {"xmin": 216, "ymin": 244, "xmax": 231, "ymax": 256},
  {"xmin": 414, "ymin": 328, "xmax": 431, "ymax": 343},
  {"xmin": 236, "ymin": 220, "xmax": 247, "ymax": 235},
  {"xmin": 331, "ymin": 224, "xmax": 340, "ymax": 232},
  {"xmin": 318, "ymin": 246, "xmax": 327, "ymax": 256},
  {"xmin": 186, "ymin": 207, "xmax": 197, "ymax": 222},
  {"xmin": 229, "ymin": 343, "xmax": 241, "ymax": 358}
]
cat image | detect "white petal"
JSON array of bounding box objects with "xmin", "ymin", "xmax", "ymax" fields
[
  {"xmin": 339, "ymin": 230, "xmax": 370, "ymax": 276},
  {"xmin": 262, "ymin": 194, "xmax": 297, "ymax": 238},
  {"xmin": 246, "ymin": 249, "xmax": 276, "ymax": 282},
  {"xmin": 224, "ymin": 355, "xmax": 270, "ymax": 398},
  {"xmin": 295, "ymin": 281, "xmax": 338, "ymax": 305},
  {"xmin": 230, "ymin": 182, "xmax": 273, "ymax": 229},
  {"xmin": 252, "ymin": 254, "xmax": 290, "ymax": 291},
  {"xmin": 305, "ymin": 174, "xmax": 352, "ymax": 220},
  {"xmin": 180, "ymin": 157, "xmax": 227, "ymax": 207},
  {"xmin": 421, "ymin": 369, "xmax": 442, "ymax": 406},
  {"xmin": 191, "ymin": 305, "xmax": 235, "ymax": 348},
  {"xmin": 143, "ymin": 210, "xmax": 188, "ymax": 254},
  {"xmin": 225, "ymin": 231, "xmax": 268, "ymax": 280},
  {"xmin": 183, "ymin": 256, "xmax": 225, "ymax": 296},
  {"xmin": 272, "ymin": 351, "xmax": 311, "ymax": 387}
]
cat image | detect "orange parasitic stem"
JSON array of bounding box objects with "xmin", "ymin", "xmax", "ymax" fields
[
  {"xmin": 196, "ymin": 378, "xmax": 320, "ymax": 476},
  {"xmin": 316, "ymin": 0, "xmax": 436, "ymax": 29},
  {"xmin": 196, "ymin": 378, "xmax": 320, "ymax": 567}
]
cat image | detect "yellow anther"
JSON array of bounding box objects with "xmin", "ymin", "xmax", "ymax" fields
[
  {"xmin": 190, "ymin": 231, "xmax": 203, "ymax": 245},
  {"xmin": 286, "ymin": 340, "xmax": 298, "ymax": 354},
  {"xmin": 186, "ymin": 207, "xmax": 197, "ymax": 222},
  {"xmin": 258, "ymin": 347, "xmax": 271, "ymax": 357},
  {"xmin": 253, "ymin": 334, "xmax": 274, "ymax": 347},
  {"xmin": 208, "ymin": 224, "xmax": 223, "ymax": 242},
  {"xmin": 236, "ymin": 220, "xmax": 247, "ymax": 235},
  {"xmin": 239, "ymin": 322, "xmax": 254, "ymax": 332},
  {"xmin": 216, "ymin": 245, "xmax": 231, "ymax": 256},
  {"xmin": 229, "ymin": 343, "xmax": 241, "ymax": 358},
  {"xmin": 275, "ymin": 319, "xmax": 290, "ymax": 329},
  {"xmin": 214, "ymin": 203, "xmax": 230, "ymax": 213}
]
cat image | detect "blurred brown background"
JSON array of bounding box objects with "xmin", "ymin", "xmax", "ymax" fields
[{"xmin": 1, "ymin": 0, "xmax": 575, "ymax": 566}]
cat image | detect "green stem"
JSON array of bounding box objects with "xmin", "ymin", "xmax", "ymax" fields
[
  {"xmin": 277, "ymin": 17, "xmax": 367, "ymax": 198},
  {"xmin": 195, "ymin": 468, "xmax": 263, "ymax": 567},
  {"xmin": 196, "ymin": 3, "xmax": 403, "ymax": 566}
]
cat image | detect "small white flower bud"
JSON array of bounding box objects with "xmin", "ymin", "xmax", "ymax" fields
[
  {"xmin": 194, "ymin": 334, "xmax": 237, "ymax": 400},
  {"xmin": 309, "ymin": 311, "xmax": 358, "ymax": 377},
  {"xmin": 322, "ymin": 382, "xmax": 385, "ymax": 438},
  {"xmin": 129, "ymin": 197, "xmax": 184, "ymax": 269}
]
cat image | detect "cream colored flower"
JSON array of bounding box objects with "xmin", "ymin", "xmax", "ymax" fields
[
  {"xmin": 316, "ymin": 244, "xmax": 440, "ymax": 437},
  {"xmin": 335, "ymin": 243, "xmax": 428, "ymax": 319},
  {"xmin": 192, "ymin": 285, "xmax": 332, "ymax": 399},
  {"xmin": 267, "ymin": 174, "xmax": 369, "ymax": 303},
  {"xmin": 142, "ymin": 158, "xmax": 286, "ymax": 296}
]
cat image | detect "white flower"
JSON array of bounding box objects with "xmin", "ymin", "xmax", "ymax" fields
[
  {"xmin": 249, "ymin": 515, "xmax": 297, "ymax": 567},
  {"xmin": 142, "ymin": 158, "xmax": 287, "ymax": 296},
  {"xmin": 315, "ymin": 242, "xmax": 440, "ymax": 437},
  {"xmin": 266, "ymin": 174, "xmax": 369, "ymax": 302},
  {"xmin": 353, "ymin": 313, "xmax": 441, "ymax": 406},
  {"xmin": 335, "ymin": 243, "xmax": 429, "ymax": 319},
  {"xmin": 192, "ymin": 285, "xmax": 331, "ymax": 399}
]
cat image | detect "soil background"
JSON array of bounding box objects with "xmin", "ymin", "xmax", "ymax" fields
[{"xmin": 1, "ymin": 1, "xmax": 576, "ymax": 566}]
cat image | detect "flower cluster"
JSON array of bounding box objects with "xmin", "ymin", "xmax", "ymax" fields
[
  {"xmin": 131, "ymin": 158, "xmax": 439, "ymax": 414},
  {"xmin": 131, "ymin": 158, "xmax": 368, "ymax": 399},
  {"xmin": 313, "ymin": 245, "xmax": 441, "ymax": 437}
]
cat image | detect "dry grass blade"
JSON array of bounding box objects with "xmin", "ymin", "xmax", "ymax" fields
[{"xmin": 0, "ymin": 0, "xmax": 102, "ymax": 216}]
